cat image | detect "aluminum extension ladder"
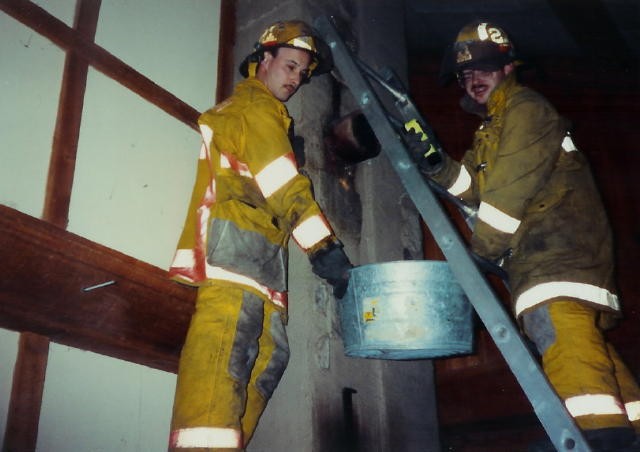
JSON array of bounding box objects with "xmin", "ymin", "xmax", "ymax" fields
[{"xmin": 314, "ymin": 15, "xmax": 591, "ymax": 452}]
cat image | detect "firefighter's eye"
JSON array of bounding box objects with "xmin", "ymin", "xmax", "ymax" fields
[{"xmin": 459, "ymin": 70, "xmax": 473, "ymax": 81}]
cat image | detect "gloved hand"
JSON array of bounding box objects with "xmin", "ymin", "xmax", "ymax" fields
[
  {"xmin": 404, "ymin": 129, "xmax": 444, "ymax": 176},
  {"xmin": 309, "ymin": 241, "xmax": 353, "ymax": 299},
  {"xmin": 471, "ymin": 250, "xmax": 510, "ymax": 284}
]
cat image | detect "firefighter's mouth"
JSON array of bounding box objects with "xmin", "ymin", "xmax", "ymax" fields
[{"xmin": 471, "ymin": 84, "xmax": 488, "ymax": 96}]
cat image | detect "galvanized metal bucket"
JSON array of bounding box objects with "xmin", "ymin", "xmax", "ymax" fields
[{"xmin": 339, "ymin": 260, "xmax": 475, "ymax": 360}]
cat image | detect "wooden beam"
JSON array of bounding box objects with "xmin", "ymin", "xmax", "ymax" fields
[
  {"xmin": 44, "ymin": 0, "xmax": 101, "ymax": 229},
  {"xmin": 216, "ymin": 0, "xmax": 236, "ymax": 102},
  {"xmin": 0, "ymin": 205, "xmax": 195, "ymax": 373},
  {"xmin": 2, "ymin": 333, "xmax": 49, "ymax": 452},
  {"xmin": 0, "ymin": 0, "xmax": 200, "ymax": 131}
]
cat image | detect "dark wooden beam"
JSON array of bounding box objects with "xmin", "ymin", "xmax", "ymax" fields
[
  {"xmin": 216, "ymin": 0, "xmax": 236, "ymax": 102},
  {"xmin": 44, "ymin": 0, "xmax": 100, "ymax": 229},
  {"xmin": 0, "ymin": 0, "xmax": 200, "ymax": 131},
  {"xmin": 0, "ymin": 204, "xmax": 195, "ymax": 373},
  {"xmin": 2, "ymin": 333, "xmax": 49, "ymax": 452}
]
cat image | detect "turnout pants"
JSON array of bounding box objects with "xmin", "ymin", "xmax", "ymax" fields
[
  {"xmin": 522, "ymin": 300, "xmax": 640, "ymax": 433},
  {"xmin": 169, "ymin": 284, "xmax": 290, "ymax": 451}
]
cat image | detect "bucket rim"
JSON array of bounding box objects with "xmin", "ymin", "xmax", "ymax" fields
[{"xmin": 348, "ymin": 259, "xmax": 453, "ymax": 275}]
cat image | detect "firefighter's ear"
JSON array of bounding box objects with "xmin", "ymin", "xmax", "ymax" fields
[
  {"xmin": 258, "ymin": 52, "xmax": 276, "ymax": 77},
  {"xmin": 504, "ymin": 63, "xmax": 515, "ymax": 76}
]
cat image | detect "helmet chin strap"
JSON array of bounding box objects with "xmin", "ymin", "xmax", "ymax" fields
[{"xmin": 247, "ymin": 61, "xmax": 259, "ymax": 78}]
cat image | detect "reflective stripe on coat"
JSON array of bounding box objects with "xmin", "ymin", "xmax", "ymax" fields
[
  {"xmin": 433, "ymin": 74, "xmax": 620, "ymax": 318},
  {"xmin": 169, "ymin": 77, "xmax": 336, "ymax": 307}
]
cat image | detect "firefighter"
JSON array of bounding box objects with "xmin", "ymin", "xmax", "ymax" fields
[
  {"xmin": 167, "ymin": 20, "xmax": 352, "ymax": 451},
  {"xmin": 410, "ymin": 20, "xmax": 640, "ymax": 451}
]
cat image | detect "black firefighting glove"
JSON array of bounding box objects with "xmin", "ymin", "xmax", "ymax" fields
[
  {"xmin": 471, "ymin": 251, "xmax": 509, "ymax": 284},
  {"xmin": 404, "ymin": 129, "xmax": 444, "ymax": 176},
  {"xmin": 310, "ymin": 241, "xmax": 353, "ymax": 299}
]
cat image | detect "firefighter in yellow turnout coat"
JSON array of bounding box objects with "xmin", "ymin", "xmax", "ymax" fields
[
  {"xmin": 411, "ymin": 21, "xmax": 640, "ymax": 451},
  {"xmin": 168, "ymin": 21, "xmax": 352, "ymax": 451}
]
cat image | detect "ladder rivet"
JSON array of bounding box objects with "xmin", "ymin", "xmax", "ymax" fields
[{"xmin": 494, "ymin": 325, "xmax": 508, "ymax": 340}]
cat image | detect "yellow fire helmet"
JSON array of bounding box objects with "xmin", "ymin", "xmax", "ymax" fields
[
  {"xmin": 239, "ymin": 20, "xmax": 333, "ymax": 80},
  {"xmin": 440, "ymin": 20, "xmax": 518, "ymax": 82}
]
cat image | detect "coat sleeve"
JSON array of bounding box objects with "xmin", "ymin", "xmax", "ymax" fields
[
  {"xmin": 239, "ymin": 99, "xmax": 336, "ymax": 252},
  {"xmin": 431, "ymin": 148, "xmax": 480, "ymax": 206},
  {"xmin": 472, "ymin": 94, "xmax": 566, "ymax": 259}
]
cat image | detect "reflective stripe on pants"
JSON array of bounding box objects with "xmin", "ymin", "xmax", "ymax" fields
[{"xmin": 169, "ymin": 284, "xmax": 289, "ymax": 450}]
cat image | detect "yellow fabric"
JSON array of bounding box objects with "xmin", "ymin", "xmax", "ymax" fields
[
  {"xmin": 175, "ymin": 158, "xmax": 212, "ymax": 254},
  {"xmin": 433, "ymin": 75, "xmax": 619, "ymax": 319},
  {"xmin": 609, "ymin": 344, "xmax": 640, "ymax": 433},
  {"xmin": 203, "ymin": 78, "xmax": 323, "ymax": 235},
  {"xmin": 240, "ymin": 303, "xmax": 282, "ymax": 444},
  {"xmin": 170, "ymin": 285, "xmax": 246, "ymax": 451},
  {"xmin": 170, "ymin": 284, "xmax": 287, "ymax": 451},
  {"xmin": 543, "ymin": 301, "xmax": 637, "ymax": 431},
  {"xmin": 170, "ymin": 77, "xmax": 334, "ymax": 288}
]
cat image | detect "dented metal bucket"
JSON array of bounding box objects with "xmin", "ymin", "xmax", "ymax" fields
[{"xmin": 339, "ymin": 260, "xmax": 475, "ymax": 360}]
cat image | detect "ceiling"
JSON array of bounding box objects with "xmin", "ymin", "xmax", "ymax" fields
[{"xmin": 404, "ymin": 0, "xmax": 640, "ymax": 71}]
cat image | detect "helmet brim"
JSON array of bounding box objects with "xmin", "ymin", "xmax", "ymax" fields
[{"xmin": 439, "ymin": 41, "xmax": 518, "ymax": 85}]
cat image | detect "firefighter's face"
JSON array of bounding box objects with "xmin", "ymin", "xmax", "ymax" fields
[
  {"xmin": 460, "ymin": 64, "xmax": 514, "ymax": 105},
  {"xmin": 258, "ymin": 47, "xmax": 312, "ymax": 102}
]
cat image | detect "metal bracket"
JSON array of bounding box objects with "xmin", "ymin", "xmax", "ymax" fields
[{"xmin": 314, "ymin": 14, "xmax": 590, "ymax": 452}]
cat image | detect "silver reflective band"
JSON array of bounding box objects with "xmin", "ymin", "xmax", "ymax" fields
[
  {"xmin": 292, "ymin": 215, "xmax": 331, "ymax": 250},
  {"xmin": 171, "ymin": 248, "xmax": 196, "ymax": 269},
  {"xmin": 515, "ymin": 281, "xmax": 620, "ymax": 317},
  {"xmin": 171, "ymin": 248, "xmax": 286, "ymax": 307},
  {"xmin": 255, "ymin": 155, "xmax": 298, "ymax": 198},
  {"xmin": 200, "ymin": 124, "xmax": 213, "ymax": 150},
  {"xmin": 565, "ymin": 394, "xmax": 625, "ymax": 417},
  {"xmin": 626, "ymin": 401, "xmax": 640, "ymax": 422},
  {"xmin": 478, "ymin": 201, "xmax": 521, "ymax": 234},
  {"xmin": 220, "ymin": 153, "xmax": 252, "ymax": 177},
  {"xmin": 448, "ymin": 165, "xmax": 472, "ymax": 196},
  {"xmin": 561, "ymin": 134, "xmax": 577, "ymax": 152},
  {"xmin": 171, "ymin": 426, "xmax": 242, "ymax": 448}
]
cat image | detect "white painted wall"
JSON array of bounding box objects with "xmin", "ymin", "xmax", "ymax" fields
[
  {"xmin": 68, "ymin": 0, "xmax": 220, "ymax": 268},
  {"xmin": 0, "ymin": 330, "xmax": 19, "ymax": 445},
  {"xmin": 0, "ymin": 1, "xmax": 72, "ymax": 217},
  {"xmin": 37, "ymin": 344, "xmax": 177, "ymax": 451},
  {"xmin": 0, "ymin": 1, "xmax": 220, "ymax": 449}
]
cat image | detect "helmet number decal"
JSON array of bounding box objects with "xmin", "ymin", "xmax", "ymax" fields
[{"xmin": 477, "ymin": 22, "xmax": 509, "ymax": 45}]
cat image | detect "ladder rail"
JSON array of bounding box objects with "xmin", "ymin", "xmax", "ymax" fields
[{"xmin": 315, "ymin": 15, "xmax": 590, "ymax": 452}]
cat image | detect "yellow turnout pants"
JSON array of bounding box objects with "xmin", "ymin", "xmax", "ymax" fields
[
  {"xmin": 522, "ymin": 300, "xmax": 640, "ymax": 432},
  {"xmin": 169, "ymin": 284, "xmax": 289, "ymax": 451}
]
